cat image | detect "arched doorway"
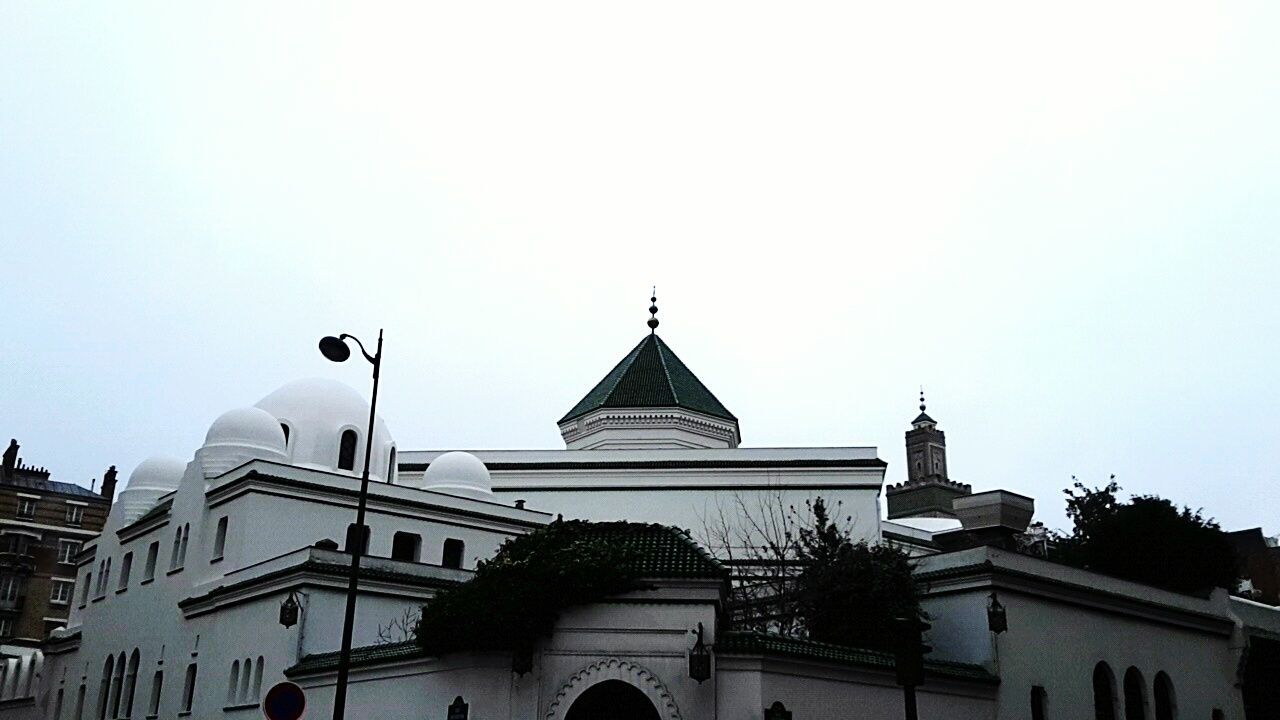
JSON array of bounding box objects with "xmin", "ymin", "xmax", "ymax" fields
[{"xmin": 565, "ymin": 680, "xmax": 661, "ymax": 720}]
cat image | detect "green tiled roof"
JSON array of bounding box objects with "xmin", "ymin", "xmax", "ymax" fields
[
  {"xmin": 560, "ymin": 334, "xmax": 737, "ymax": 423},
  {"xmin": 571, "ymin": 521, "xmax": 728, "ymax": 579},
  {"xmin": 717, "ymin": 631, "xmax": 999, "ymax": 684},
  {"xmin": 287, "ymin": 641, "xmax": 424, "ymax": 676}
]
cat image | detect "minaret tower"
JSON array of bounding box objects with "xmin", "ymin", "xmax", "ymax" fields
[{"xmin": 885, "ymin": 390, "xmax": 972, "ymax": 519}]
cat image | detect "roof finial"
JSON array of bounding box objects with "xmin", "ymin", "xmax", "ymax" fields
[
  {"xmin": 647, "ymin": 287, "xmax": 659, "ymax": 333},
  {"xmin": 919, "ymin": 386, "xmax": 926, "ymax": 413}
]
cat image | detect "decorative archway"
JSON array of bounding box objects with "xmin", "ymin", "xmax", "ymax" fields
[{"xmin": 545, "ymin": 658, "xmax": 682, "ymax": 720}]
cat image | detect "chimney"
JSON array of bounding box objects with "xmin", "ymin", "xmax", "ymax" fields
[
  {"xmin": 1, "ymin": 439, "xmax": 17, "ymax": 480},
  {"xmin": 100, "ymin": 465, "xmax": 119, "ymax": 502},
  {"xmin": 937, "ymin": 490, "xmax": 1035, "ymax": 550}
]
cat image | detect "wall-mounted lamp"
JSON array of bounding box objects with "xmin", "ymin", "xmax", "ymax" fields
[
  {"xmin": 279, "ymin": 589, "xmax": 302, "ymax": 629},
  {"xmin": 689, "ymin": 622, "xmax": 711, "ymax": 683},
  {"xmin": 987, "ymin": 591, "xmax": 1007, "ymax": 634}
]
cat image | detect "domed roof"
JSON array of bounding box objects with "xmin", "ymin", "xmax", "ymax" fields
[
  {"xmin": 204, "ymin": 407, "xmax": 287, "ymax": 453},
  {"xmin": 125, "ymin": 455, "xmax": 186, "ymax": 492},
  {"xmin": 254, "ymin": 378, "xmax": 393, "ymax": 481},
  {"xmin": 421, "ymin": 451, "xmax": 493, "ymax": 499}
]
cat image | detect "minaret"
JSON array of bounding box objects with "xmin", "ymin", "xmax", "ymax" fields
[{"xmin": 885, "ymin": 390, "xmax": 971, "ymax": 519}]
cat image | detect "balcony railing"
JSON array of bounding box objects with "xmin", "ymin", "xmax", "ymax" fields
[
  {"xmin": 0, "ymin": 551, "xmax": 36, "ymax": 572},
  {"xmin": 0, "ymin": 595, "xmax": 26, "ymax": 612}
]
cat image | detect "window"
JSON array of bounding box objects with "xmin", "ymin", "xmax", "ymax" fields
[
  {"xmin": 80, "ymin": 572, "xmax": 92, "ymax": 606},
  {"xmin": 123, "ymin": 649, "xmax": 140, "ymax": 718},
  {"xmin": 226, "ymin": 661, "xmax": 239, "ymax": 705},
  {"xmin": 391, "ymin": 532, "xmax": 421, "ymax": 562},
  {"xmin": 97, "ymin": 655, "xmax": 114, "ymax": 720},
  {"xmin": 118, "ymin": 553, "xmax": 133, "ymax": 591},
  {"xmin": 66, "ymin": 504, "xmax": 85, "ymax": 527},
  {"xmin": 0, "ymin": 574, "xmax": 22, "ymax": 603},
  {"xmin": 169, "ymin": 527, "xmax": 182, "ymax": 571},
  {"xmin": 442, "ymin": 538, "xmax": 465, "ymax": 569},
  {"xmin": 1154, "ymin": 672, "xmax": 1176, "ymax": 720},
  {"xmin": 212, "ymin": 517, "xmax": 228, "ymax": 561},
  {"xmin": 344, "ymin": 523, "xmax": 370, "ymax": 555},
  {"xmin": 53, "ymin": 687, "xmax": 63, "ymax": 720},
  {"xmin": 75, "ymin": 683, "xmax": 86, "ymax": 720},
  {"xmin": 97, "ymin": 558, "xmax": 111, "ymax": 598},
  {"xmin": 50, "ymin": 579, "xmax": 75, "ymax": 605},
  {"xmin": 252, "ymin": 657, "xmax": 263, "ymax": 701},
  {"xmin": 143, "ymin": 542, "xmax": 159, "ymax": 582},
  {"xmin": 1123, "ymin": 667, "xmax": 1147, "ymax": 720},
  {"xmin": 1, "ymin": 533, "xmax": 30, "ymax": 555},
  {"xmin": 239, "ymin": 657, "xmax": 251, "ymax": 703},
  {"xmin": 280, "ymin": 423, "xmax": 290, "ymax": 448},
  {"xmin": 1094, "ymin": 662, "xmax": 1117, "ymax": 720},
  {"xmin": 16, "ymin": 497, "xmax": 37, "ymax": 519},
  {"xmin": 148, "ymin": 671, "xmax": 163, "ymax": 717},
  {"xmin": 110, "ymin": 652, "xmax": 125, "ymax": 719},
  {"xmin": 58, "ymin": 539, "xmax": 82, "ymax": 564},
  {"xmin": 337, "ymin": 430, "xmax": 358, "ymax": 471},
  {"xmin": 0, "ymin": 618, "xmax": 12, "ymax": 638},
  {"xmin": 179, "ymin": 524, "xmax": 190, "ymax": 567},
  {"xmin": 387, "ymin": 447, "xmax": 397, "ymax": 484},
  {"xmin": 1031, "ymin": 686, "xmax": 1048, "ymax": 720},
  {"xmin": 181, "ymin": 663, "xmax": 197, "ymax": 713}
]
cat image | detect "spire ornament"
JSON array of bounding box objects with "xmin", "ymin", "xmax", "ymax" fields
[
  {"xmin": 919, "ymin": 387, "xmax": 926, "ymax": 413},
  {"xmin": 647, "ymin": 288, "xmax": 659, "ymax": 333}
]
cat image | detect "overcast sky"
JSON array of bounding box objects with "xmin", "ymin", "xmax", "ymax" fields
[{"xmin": 2, "ymin": 3, "xmax": 1277, "ymax": 534}]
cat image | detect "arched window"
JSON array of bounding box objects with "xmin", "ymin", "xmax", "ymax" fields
[
  {"xmin": 442, "ymin": 538, "xmax": 465, "ymax": 569},
  {"xmin": 239, "ymin": 657, "xmax": 251, "ymax": 702},
  {"xmin": 387, "ymin": 447, "xmax": 396, "ymax": 484},
  {"xmin": 226, "ymin": 661, "xmax": 239, "ymax": 705},
  {"xmin": 148, "ymin": 671, "xmax": 163, "ymax": 717},
  {"xmin": 252, "ymin": 657, "xmax": 264, "ymax": 700},
  {"xmin": 1123, "ymin": 667, "xmax": 1147, "ymax": 720},
  {"xmin": 123, "ymin": 649, "xmax": 140, "ymax": 718},
  {"xmin": 280, "ymin": 423, "xmax": 291, "ymax": 448},
  {"xmin": 1154, "ymin": 672, "xmax": 1176, "ymax": 720},
  {"xmin": 178, "ymin": 524, "xmax": 190, "ymax": 566},
  {"xmin": 170, "ymin": 527, "xmax": 183, "ymax": 570},
  {"xmin": 53, "ymin": 687, "xmax": 63, "ymax": 719},
  {"xmin": 337, "ymin": 430, "xmax": 358, "ymax": 471},
  {"xmin": 109, "ymin": 652, "xmax": 125, "ymax": 719},
  {"xmin": 1093, "ymin": 662, "xmax": 1118, "ymax": 720},
  {"xmin": 1031, "ymin": 685, "xmax": 1048, "ymax": 720}
]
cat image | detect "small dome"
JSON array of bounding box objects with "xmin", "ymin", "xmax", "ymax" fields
[
  {"xmin": 116, "ymin": 455, "xmax": 187, "ymax": 524},
  {"xmin": 204, "ymin": 407, "xmax": 287, "ymax": 453},
  {"xmin": 255, "ymin": 378, "xmax": 394, "ymax": 481},
  {"xmin": 125, "ymin": 455, "xmax": 187, "ymax": 492},
  {"xmin": 421, "ymin": 451, "xmax": 493, "ymax": 500}
]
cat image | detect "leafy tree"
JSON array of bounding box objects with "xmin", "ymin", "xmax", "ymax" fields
[
  {"xmin": 794, "ymin": 498, "xmax": 923, "ymax": 651},
  {"xmin": 1055, "ymin": 476, "xmax": 1237, "ymax": 595},
  {"xmin": 416, "ymin": 520, "xmax": 641, "ymax": 667}
]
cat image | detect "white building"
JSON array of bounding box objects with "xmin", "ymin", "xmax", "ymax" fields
[{"xmin": 2, "ymin": 316, "xmax": 1277, "ymax": 719}]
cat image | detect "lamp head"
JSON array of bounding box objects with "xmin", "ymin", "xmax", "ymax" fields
[{"xmin": 319, "ymin": 336, "xmax": 351, "ymax": 362}]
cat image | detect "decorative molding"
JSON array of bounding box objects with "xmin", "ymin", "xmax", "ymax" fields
[
  {"xmin": 544, "ymin": 657, "xmax": 682, "ymax": 720},
  {"xmin": 560, "ymin": 408, "xmax": 740, "ymax": 448}
]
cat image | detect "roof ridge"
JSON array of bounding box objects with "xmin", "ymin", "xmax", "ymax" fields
[{"xmin": 652, "ymin": 335, "xmax": 680, "ymax": 407}]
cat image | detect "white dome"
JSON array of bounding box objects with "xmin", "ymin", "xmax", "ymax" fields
[
  {"xmin": 420, "ymin": 451, "xmax": 493, "ymax": 499},
  {"xmin": 204, "ymin": 407, "xmax": 287, "ymax": 453},
  {"xmin": 196, "ymin": 406, "xmax": 289, "ymax": 479},
  {"xmin": 254, "ymin": 378, "xmax": 394, "ymax": 481},
  {"xmin": 116, "ymin": 455, "xmax": 187, "ymax": 524}
]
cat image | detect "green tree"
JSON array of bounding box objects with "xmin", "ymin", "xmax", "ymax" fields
[
  {"xmin": 1055, "ymin": 477, "xmax": 1237, "ymax": 595},
  {"xmin": 793, "ymin": 498, "xmax": 923, "ymax": 651}
]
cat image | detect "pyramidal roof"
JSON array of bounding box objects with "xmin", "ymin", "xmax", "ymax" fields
[{"xmin": 560, "ymin": 333, "xmax": 737, "ymax": 424}]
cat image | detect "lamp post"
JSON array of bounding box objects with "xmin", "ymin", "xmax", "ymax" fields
[{"xmin": 318, "ymin": 330, "xmax": 383, "ymax": 720}]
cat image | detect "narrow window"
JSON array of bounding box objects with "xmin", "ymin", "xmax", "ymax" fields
[
  {"xmin": 387, "ymin": 447, "xmax": 397, "ymax": 484},
  {"xmin": 391, "ymin": 532, "xmax": 421, "ymax": 562},
  {"xmin": 100, "ymin": 558, "xmax": 111, "ymax": 598},
  {"xmin": 252, "ymin": 657, "xmax": 263, "ymax": 700},
  {"xmin": 110, "ymin": 652, "xmax": 124, "ymax": 719},
  {"xmin": 181, "ymin": 663, "xmax": 197, "ymax": 713},
  {"xmin": 1031, "ymin": 685, "xmax": 1048, "ymax": 720},
  {"xmin": 226, "ymin": 661, "xmax": 239, "ymax": 705},
  {"xmin": 123, "ymin": 649, "xmax": 139, "ymax": 718},
  {"xmin": 75, "ymin": 683, "xmax": 86, "ymax": 720},
  {"xmin": 345, "ymin": 524, "xmax": 370, "ymax": 556},
  {"xmin": 178, "ymin": 524, "xmax": 190, "ymax": 567},
  {"xmin": 143, "ymin": 542, "xmax": 159, "ymax": 582},
  {"xmin": 1154, "ymin": 671, "xmax": 1176, "ymax": 720},
  {"xmin": 1123, "ymin": 667, "xmax": 1147, "ymax": 720},
  {"xmin": 53, "ymin": 687, "xmax": 63, "ymax": 719},
  {"xmin": 148, "ymin": 671, "xmax": 162, "ymax": 716},
  {"xmin": 0, "ymin": 618, "xmax": 11, "ymax": 637},
  {"xmin": 1094, "ymin": 662, "xmax": 1117, "ymax": 720},
  {"xmin": 118, "ymin": 552, "xmax": 133, "ymax": 591},
  {"xmin": 239, "ymin": 658, "xmax": 251, "ymax": 702},
  {"xmin": 169, "ymin": 528, "xmax": 182, "ymax": 571},
  {"xmin": 80, "ymin": 572, "xmax": 92, "ymax": 607},
  {"xmin": 442, "ymin": 538, "xmax": 465, "ymax": 569},
  {"xmin": 280, "ymin": 423, "xmax": 290, "ymax": 447},
  {"xmin": 212, "ymin": 517, "xmax": 228, "ymax": 561},
  {"xmin": 65, "ymin": 504, "xmax": 84, "ymax": 527},
  {"xmin": 337, "ymin": 430, "xmax": 358, "ymax": 471},
  {"xmin": 97, "ymin": 655, "xmax": 114, "ymax": 720}
]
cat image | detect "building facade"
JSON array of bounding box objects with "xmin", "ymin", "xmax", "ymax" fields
[{"xmin": 0, "ymin": 441, "xmax": 111, "ymax": 655}]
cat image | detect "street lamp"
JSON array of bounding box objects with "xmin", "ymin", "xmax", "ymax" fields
[{"xmin": 318, "ymin": 330, "xmax": 383, "ymax": 720}]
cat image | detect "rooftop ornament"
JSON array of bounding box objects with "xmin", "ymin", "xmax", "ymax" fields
[{"xmin": 689, "ymin": 622, "xmax": 711, "ymax": 683}]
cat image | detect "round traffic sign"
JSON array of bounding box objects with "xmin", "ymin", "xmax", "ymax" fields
[{"xmin": 263, "ymin": 681, "xmax": 306, "ymax": 720}]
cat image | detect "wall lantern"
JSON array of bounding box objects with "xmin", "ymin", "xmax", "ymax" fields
[
  {"xmin": 279, "ymin": 590, "xmax": 302, "ymax": 629},
  {"xmin": 987, "ymin": 591, "xmax": 1007, "ymax": 634},
  {"xmin": 689, "ymin": 622, "xmax": 712, "ymax": 683}
]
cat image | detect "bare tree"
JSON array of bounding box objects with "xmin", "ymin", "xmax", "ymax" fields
[{"xmin": 376, "ymin": 606, "xmax": 422, "ymax": 645}]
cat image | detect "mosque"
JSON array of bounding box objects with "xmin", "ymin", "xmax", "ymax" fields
[{"xmin": 1, "ymin": 302, "xmax": 1277, "ymax": 719}]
